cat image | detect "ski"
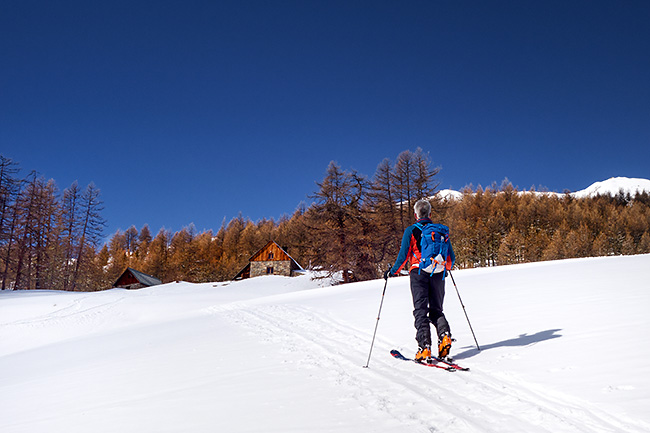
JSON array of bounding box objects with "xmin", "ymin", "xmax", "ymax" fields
[
  {"xmin": 390, "ymin": 349, "xmax": 468, "ymax": 371},
  {"xmin": 431, "ymin": 355, "xmax": 469, "ymax": 371}
]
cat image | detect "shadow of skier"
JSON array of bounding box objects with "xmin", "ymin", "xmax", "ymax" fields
[{"xmin": 452, "ymin": 328, "xmax": 563, "ymax": 360}]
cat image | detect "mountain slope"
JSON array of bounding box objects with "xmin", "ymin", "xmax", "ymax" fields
[
  {"xmin": 437, "ymin": 176, "xmax": 650, "ymax": 199},
  {"xmin": 572, "ymin": 176, "xmax": 650, "ymax": 198},
  {"xmin": 1, "ymin": 255, "xmax": 649, "ymax": 432}
]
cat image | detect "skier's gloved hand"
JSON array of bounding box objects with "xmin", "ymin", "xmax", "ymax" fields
[{"xmin": 383, "ymin": 269, "xmax": 392, "ymax": 280}]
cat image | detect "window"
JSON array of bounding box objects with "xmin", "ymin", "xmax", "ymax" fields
[
  {"xmin": 268, "ymin": 252, "xmax": 274, "ymax": 260},
  {"xmin": 266, "ymin": 266, "xmax": 274, "ymax": 274}
]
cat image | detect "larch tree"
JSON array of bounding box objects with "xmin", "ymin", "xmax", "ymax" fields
[
  {"xmin": 13, "ymin": 172, "xmax": 41, "ymax": 289},
  {"xmin": 368, "ymin": 158, "xmax": 399, "ymax": 267},
  {"xmin": 70, "ymin": 183, "xmax": 105, "ymax": 291},
  {"xmin": 0, "ymin": 157, "xmax": 21, "ymax": 290},
  {"xmin": 306, "ymin": 162, "xmax": 351, "ymax": 281},
  {"xmin": 61, "ymin": 181, "xmax": 81, "ymax": 290},
  {"xmin": 412, "ymin": 147, "xmax": 440, "ymax": 200},
  {"xmin": 138, "ymin": 224, "xmax": 153, "ymax": 259},
  {"xmin": 392, "ymin": 150, "xmax": 416, "ymax": 232}
]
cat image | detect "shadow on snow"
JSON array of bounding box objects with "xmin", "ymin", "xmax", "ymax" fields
[{"xmin": 452, "ymin": 329, "xmax": 563, "ymax": 360}]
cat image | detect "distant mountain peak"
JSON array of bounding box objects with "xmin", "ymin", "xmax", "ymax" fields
[
  {"xmin": 435, "ymin": 176, "xmax": 650, "ymax": 200},
  {"xmin": 572, "ymin": 177, "xmax": 650, "ymax": 198}
]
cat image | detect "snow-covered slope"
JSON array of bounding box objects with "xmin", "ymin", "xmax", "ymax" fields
[
  {"xmin": 572, "ymin": 176, "xmax": 650, "ymax": 198},
  {"xmin": 437, "ymin": 188, "xmax": 464, "ymax": 200},
  {"xmin": 436, "ymin": 176, "xmax": 650, "ymax": 199},
  {"xmin": 1, "ymin": 255, "xmax": 650, "ymax": 433}
]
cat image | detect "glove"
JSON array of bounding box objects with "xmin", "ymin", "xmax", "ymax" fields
[{"xmin": 383, "ymin": 269, "xmax": 392, "ymax": 280}]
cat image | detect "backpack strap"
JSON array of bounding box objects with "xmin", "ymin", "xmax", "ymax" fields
[{"xmin": 414, "ymin": 222, "xmax": 424, "ymax": 275}]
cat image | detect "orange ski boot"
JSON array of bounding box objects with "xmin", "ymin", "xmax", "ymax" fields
[
  {"xmin": 438, "ymin": 333, "xmax": 452, "ymax": 359},
  {"xmin": 415, "ymin": 345, "xmax": 432, "ymax": 364}
]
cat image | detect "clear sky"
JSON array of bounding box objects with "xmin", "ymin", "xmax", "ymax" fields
[{"xmin": 2, "ymin": 0, "xmax": 649, "ymax": 239}]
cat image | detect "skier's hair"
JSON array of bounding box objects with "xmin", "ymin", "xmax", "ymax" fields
[{"xmin": 414, "ymin": 199, "xmax": 431, "ymax": 219}]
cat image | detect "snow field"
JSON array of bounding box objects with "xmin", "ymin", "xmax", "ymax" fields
[{"xmin": 1, "ymin": 255, "xmax": 649, "ymax": 432}]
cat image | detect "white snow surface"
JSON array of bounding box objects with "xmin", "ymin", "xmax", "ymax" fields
[
  {"xmin": 437, "ymin": 189, "xmax": 464, "ymax": 200},
  {"xmin": 436, "ymin": 176, "xmax": 650, "ymax": 200},
  {"xmin": 572, "ymin": 177, "xmax": 650, "ymax": 199},
  {"xmin": 1, "ymin": 255, "xmax": 650, "ymax": 433}
]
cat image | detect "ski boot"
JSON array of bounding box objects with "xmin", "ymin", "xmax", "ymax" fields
[
  {"xmin": 438, "ymin": 333, "xmax": 452, "ymax": 359},
  {"xmin": 415, "ymin": 345, "xmax": 433, "ymax": 364}
]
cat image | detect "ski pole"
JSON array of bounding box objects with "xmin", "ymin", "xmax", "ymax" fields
[
  {"xmin": 448, "ymin": 271, "xmax": 480, "ymax": 351},
  {"xmin": 363, "ymin": 276, "xmax": 388, "ymax": 368}
]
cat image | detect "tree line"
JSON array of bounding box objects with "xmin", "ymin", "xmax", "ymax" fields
[
  {"xmin": 0, "ymin": 156, "xmax": 105, "ymax": 291},
  {"xmin": 2, "ymin": 152, "xmax": 649, "ymax": 291},
  {"xmin": 445, "ymin": 182, "xmax": 650, "ymax": 268}
]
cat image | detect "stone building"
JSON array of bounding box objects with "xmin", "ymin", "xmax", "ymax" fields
[{"xmin": 233, "ymin": 241, "xmax": 304, "ymax": 280}]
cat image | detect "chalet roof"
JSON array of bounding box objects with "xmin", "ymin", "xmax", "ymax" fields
[
  {"xmin": 114, "ymin": 267, "xmax": 162, "ymax": 287},
  {"xmin": 232, "ymin": 241, "xmax": 303, "ymax": 280},
  {"xmin": 233, "ymin": 263, "xmax": 250, "ymax": 280},
  {"xmin": 249, "ymin": 241, "xmax": 303, "ymax": 269}
]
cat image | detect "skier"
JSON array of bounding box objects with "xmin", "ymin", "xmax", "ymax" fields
[{"xmin": 384, "ymin": 199, "xmax": 455, "ymax": 363}]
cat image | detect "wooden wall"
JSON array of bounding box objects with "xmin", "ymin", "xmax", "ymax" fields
[{"xmin": 250, "ymin": 242, "xmax": 291, "ymax": 262}]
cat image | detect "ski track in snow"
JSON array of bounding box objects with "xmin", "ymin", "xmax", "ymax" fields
[
  {"xmin": 210, "ymin": 301, "xmax": 646, "ymax": 433},
  {"xmin": 0, "ymin": 295, "xmax": 128, "ymax": 356},
  {"xmin": 2, "ymin": 295, "xmax": 126, "ymax": 328}
]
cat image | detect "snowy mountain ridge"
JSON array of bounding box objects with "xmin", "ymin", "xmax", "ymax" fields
[
  {"xmin": 571, "ymin": 176, "xmax": 650, "ymax": 198},
  {"xmin": 437, "ymin": 176, "xmax": 650, "ymax": 200}
]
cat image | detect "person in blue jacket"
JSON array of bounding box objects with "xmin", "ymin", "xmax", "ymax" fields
[{"xmin": 384, "ymin": 199, "xmax": 455, "ymax": 362}]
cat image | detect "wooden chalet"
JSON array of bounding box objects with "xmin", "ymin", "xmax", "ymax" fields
[
  {"xmin": 113, "ymin": 267, "xmax": 162, "ymax": 290},
  {"xmin": 233, "ymin": 241, "xmax": 304, "ymax": 280}
]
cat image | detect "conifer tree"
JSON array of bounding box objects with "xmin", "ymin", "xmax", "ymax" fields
[
  {"xmin": 70, "ymin": 183, "xmax": 105, "ymax": 291},
  {"xmin": 221, "ymin": 215, "xmax": 247, "ymax": 277},
  {"xmin": 542, "ymin": 220, "xmax": 569, "ymax": 261},
  {"xmin": 168, "ymin": 225, "xmax": 197, "ymax": 281},
  {"xmin": 32, "ymin": 179, "xmax": 59, "ymax": 289},
  {"xmin": 368, "ymin": 159, "xmax": 399, "ymax": 267},
  {"xmin": 638, "ymin": 231, "xmax": 650, "ymax": 254},
  {"xmin": 621, "ymin": 232, "xmax": 636, "ymax": 255},
  {"xmin": 0, "ymin": 162, "xmax": 21, "ymax": 290},
  {"xmin": 0, "ymin": 156, "xmax": 20, "ymax": 258},
  {"xmin": 144, "ymin": 228, "xmax": 171, "ymax": 282},
  {"xmin": 138, "ymin": 224, "xmax": 152, "ymax": 259},
  {"xmin": 61, "ymin": 181, "xmax": 81, "ymax": 290},
  {"xmin": 306, "ymin": 161, "xmax": 371, "ymax": 282},
  {"xmin": 412, "ymin": 148, "xmax": 440, "ymax": 200},
  {"xmin": 499, "ymin": 227, "xmax": 525, "ymax": 265},
  {"xmin": 107, "ymin": 230, "xmax": 128, "ymax": 282},
  {"xmin": 592, "ymin": 232, "xmax": 610, "ymax": 256},
  {"xmin": 393, "ymin": 150, "xmax": 416, "ymax": 231},
  {"xmin": 95, "ymin": 244, "xmax": 111, "ymax": 288},
  {"xmin": 13, "ymin": 172, "xmax": 41, "ymax": 289},
  {"xmin": 124, "ymin": 225, "xmax": 139, "ymax": 259}
]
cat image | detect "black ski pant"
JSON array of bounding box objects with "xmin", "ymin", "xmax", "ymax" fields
[{"xmin": 409, "ymin": 269, "xmax": 450, "ymax": 348}]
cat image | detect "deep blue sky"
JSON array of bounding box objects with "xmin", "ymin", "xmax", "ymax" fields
[{"xmin": 2, "ymin": 0, "xmax": 649, "ymax": 239}]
